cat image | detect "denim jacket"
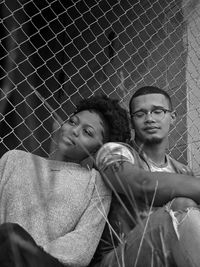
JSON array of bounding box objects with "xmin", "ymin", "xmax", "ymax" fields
[
  {"xmin": 96, "ymin": 141, "xmax": 194, "ymax": 176},
  {"xmin": 92, "ymin": 142, "xmax": 194, "ymax": 264}
]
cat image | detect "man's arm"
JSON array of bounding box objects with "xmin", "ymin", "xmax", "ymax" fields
[
  {"xmin": 102, "ymin": 161, "xmax": 200, "ymax": 206},
  {"xmin": 95, "ymin": 142, "xmax": 200, "ymax": 207}
]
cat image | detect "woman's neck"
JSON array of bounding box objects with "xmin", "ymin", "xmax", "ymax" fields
[{"xmin": 49, "ymin": 150, "xmax": 81, "ymax": 164}]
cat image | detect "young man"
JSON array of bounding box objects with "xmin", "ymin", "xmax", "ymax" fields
[{"xmin": 95, "ymin": 86, "xmax": 200, "ymax": 267}]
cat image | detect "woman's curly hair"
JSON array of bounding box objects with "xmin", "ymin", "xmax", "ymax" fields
[{"xmin": 75, "ymin": 94, "xmax": 131, "ymax": 143}]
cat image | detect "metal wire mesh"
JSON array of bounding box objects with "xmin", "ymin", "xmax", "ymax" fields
[{"xmin": 0, "ymin": 0, "xmax": 200, "ymax": 175}]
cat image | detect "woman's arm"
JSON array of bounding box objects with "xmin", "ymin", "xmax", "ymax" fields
[{"xmin": 43, "ymin": 171, "xmax": 111, "ymax": 267}]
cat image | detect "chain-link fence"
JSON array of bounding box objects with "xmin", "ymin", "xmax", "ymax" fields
[{"xmin": 1, "ymin": 0, "xmax": 200, "ymax": 175}]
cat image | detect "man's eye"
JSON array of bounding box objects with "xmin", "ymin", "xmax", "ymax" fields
[
  {"xmin": 135, "ymin": 112, "xmax": 145, "ymax": 117},
  {"xmin": 153, "ymin": 109, "xmax": 163, "ymax": 114}
]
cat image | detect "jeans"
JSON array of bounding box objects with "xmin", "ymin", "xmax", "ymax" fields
[{"xmin": 97, "ymin": 201, "xmax": 200, "ymax": 267}]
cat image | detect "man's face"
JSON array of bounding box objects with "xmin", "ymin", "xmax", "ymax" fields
[{"xmin": 130, "ymin": 93, "xmax": 175, "ymax": 145}]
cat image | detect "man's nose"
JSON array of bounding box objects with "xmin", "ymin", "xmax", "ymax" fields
[{"xmin": 145, "ymin": 111, "xmax": 154, "ymax": 121}]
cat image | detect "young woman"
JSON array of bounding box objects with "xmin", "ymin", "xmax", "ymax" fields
[{"xmin": 0, "ymin": 94, "xmax": 130, "ymax": 267}]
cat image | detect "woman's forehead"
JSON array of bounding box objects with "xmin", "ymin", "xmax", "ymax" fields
[{"xmin": 76, "ymin": 110, "xmax": 105, "ymax": 133}]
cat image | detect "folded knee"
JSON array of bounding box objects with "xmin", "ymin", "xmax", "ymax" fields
[
  {"xmin": 170, "ymin": 197, "xmax": 198, "ymax": 211},
  {"xmin": 165, "ymin": 201, "xmax": 200, "ymax": 240}
]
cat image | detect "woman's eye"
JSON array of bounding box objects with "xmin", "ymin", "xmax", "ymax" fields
[
  {"xmin": 68, "ymin": 117, "xmax": 77, "ymax": 125},
  {"xmin": 84, "ymin": 129, "xmax": 93, "ymax": 137}
]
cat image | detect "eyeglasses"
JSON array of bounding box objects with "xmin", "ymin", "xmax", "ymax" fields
[{"xmin": 131, "ymin": 108, "xmax": 172, "ymax": 121}]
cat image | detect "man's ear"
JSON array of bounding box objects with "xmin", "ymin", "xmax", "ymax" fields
[
  {"xmin": 170, "ymin": 111, "xmax": 176, "ymax": 126},
  {"xmin": 130, "ymin": 116, "xmax": 135, "ymax": 129},
  {"xmin": 131, "ymin": 128, "xmax": 135, "ymax": 141}
]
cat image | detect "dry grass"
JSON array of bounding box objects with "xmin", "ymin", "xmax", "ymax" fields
[
  {"xmin": 1, "ymin": 142, "xmax": 172, "ymax": 267},
  {"xmin": 99, "ymin": 167, "xmax": 172, "ymax": 267}
]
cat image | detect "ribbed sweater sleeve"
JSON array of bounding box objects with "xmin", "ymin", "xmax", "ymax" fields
[
  {"xmin": 43, "ymin": 169, "xmax": 111, "ymax": 266},
  {"xmin": 0, "ymin": 150, "xmax": 111, "ymax": 267}
]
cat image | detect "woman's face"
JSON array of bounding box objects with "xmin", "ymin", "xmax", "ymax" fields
[{"xmin": 56, "ymin": 110, "xmax": 107, "ymax": 162}]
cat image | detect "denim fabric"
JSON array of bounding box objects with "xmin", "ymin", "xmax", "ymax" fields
[
  {"xmin": 95, "ymin": 206, "xmax": 200, "ymax": 267},
  {"xmin": 94, "ymin": 142, "xmax": 196, "ymax": 267}
]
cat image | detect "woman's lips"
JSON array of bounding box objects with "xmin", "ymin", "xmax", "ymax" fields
[{"xmin": 62, "ymin": 136, "xmax": 75, "ymax": 145}]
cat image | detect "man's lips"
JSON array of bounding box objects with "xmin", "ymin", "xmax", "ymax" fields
[{"xmin": 143, "ymin": 126, "xmax": 159, "ymax": 133}]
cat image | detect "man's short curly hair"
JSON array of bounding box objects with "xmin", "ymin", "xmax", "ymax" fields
[{"xmin": 75, "ymin": 94, "xmax": 131, "ymax": 143}]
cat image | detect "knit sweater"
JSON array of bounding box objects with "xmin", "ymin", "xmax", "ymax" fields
[{"xmin": 0, "ymin": 150, "xmax": 111, "ymax": 266}]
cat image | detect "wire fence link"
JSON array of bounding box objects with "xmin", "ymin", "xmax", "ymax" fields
[{"xmin": 0, "ymin": 0, "xmax": 200, "ymax": 175}]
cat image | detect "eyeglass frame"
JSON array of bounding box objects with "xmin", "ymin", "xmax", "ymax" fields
[{"xmin": 131, "ymin": 107, "xmax": 172, "ymax": 121}]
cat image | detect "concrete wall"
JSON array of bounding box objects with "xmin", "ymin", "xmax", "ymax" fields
[{"xmin": 184, "ymin": 0, "xmax": 200, "ymax": 176}]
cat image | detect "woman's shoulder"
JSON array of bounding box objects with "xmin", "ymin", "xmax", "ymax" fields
[
  {"xmin": 2, "ymin": 150, "xmax": 48, "ymax": 167},
  {"xmin": 2, "ymin": 149, "xmax": 30, "ymax": 159}
]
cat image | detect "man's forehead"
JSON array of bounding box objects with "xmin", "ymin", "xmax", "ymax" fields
[{"xmin": 132, "ymin": 93, "xmax": 169, "ymax": 108}]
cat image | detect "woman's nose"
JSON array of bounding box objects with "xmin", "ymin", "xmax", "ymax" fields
[
  {"xmin": 72, "ymin": 126, "xmax": 79, "ymax": 136},
  {"xmin": 61, "ymin": 123, "xmax": 79, "ymax": 136}
]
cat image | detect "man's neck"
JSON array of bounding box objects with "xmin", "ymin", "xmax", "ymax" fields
[{"xmin": 135, "ymin": 139, "xmax": 167, "ymax": 165}]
